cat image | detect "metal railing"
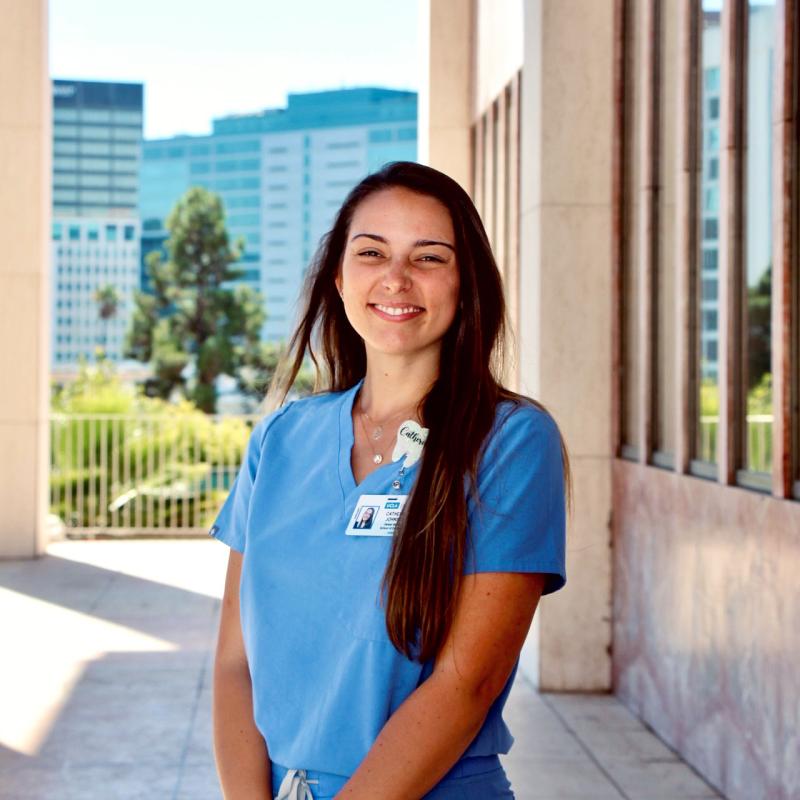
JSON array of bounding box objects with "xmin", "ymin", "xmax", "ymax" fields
[
  {"xmin": 698, "ymin": 414, "xmax": 773, "ymax": 473},
  {"xmin": 49, "ymin": 412, "xmax": 260, "ymax": 535}
]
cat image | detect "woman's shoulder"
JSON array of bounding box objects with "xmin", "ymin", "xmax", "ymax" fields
[
  {"xmin": 253, "ymin": 386, "xmax": 353, "ymax": 440},
  {"xmin": 492, "ymin": 395, "xmax": 560, "ymax": 439}
]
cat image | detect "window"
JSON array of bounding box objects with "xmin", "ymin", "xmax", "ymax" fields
[
  {"xmin": 217, "ymin": 158, "xmax": 260, "ymax": 172},
  {"xmin": 616, "ymin": 0, "xmax": 799, "ymax": 494},
  {"xmin": 105, "ymin": 224, "xmax": 117, "ymax": 242},
  {"xmin": 227, "ymin": 213, "xmax": 260, "ymax": 227},
  {"xmin": 326, "ymin": 141, "xmax": 359, "ymax": 150},
  {"xmin": 226, "ymin": 195, "xmax": 260, "ymax": 209},
  {"xmin": 68, "ymin": 225, "xmax": 80, "ymax": 241},
  {"xmin": 702, "ymin": 309, "xmax": 718, "ymax": 331},
  {"xmin": 326, "ymin": 160, "xmax": 359, "ymax": 169},
  {"xmin": 87, "ymin": 226, "xmax": 99, "ymax": 241},
  {"xmin": 124, "ymin": 225, "xmax": 136, "ymax": 241},
  {"xmin": 703, "ymin": 218, "xmax": 718, "ymax": 240},
  {"xmin": 52, "ymin": 223, "xmax": 62, "ymax": 241},
  {"xmin": 215, "ymin": 177, "xmax": 260, "ymax": 191},
  {"xmin": 743, "ymin": 0, "xmax": 777, "ymax": 475},
  {"xmin": 702, "ymin": 278, "xmax": 718, "ymax": 301},
  {"xmin": 216, "ymin": 140, "xmax": 260, "ymax": 155},
  {"xmin": 369, "ymin": 129, "xmax": 392, "ymax": 143}
]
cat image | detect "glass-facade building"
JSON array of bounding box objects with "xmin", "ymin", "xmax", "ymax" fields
[
  {"xmin": 141, "ymin": 87, "xmax": 417, "ymax": 342},
  {"xmin": 51, "ymin": 80, "xmax": 144, "ymax": 368}
]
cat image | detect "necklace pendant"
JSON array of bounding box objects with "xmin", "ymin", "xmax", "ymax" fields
[
  {"xmin": 372, "ymin": 427, "xmax": 383, "ymax": 440},
  {"xmin": 373, "ymin": 453, "xmax": 383, "ymax": 464}
]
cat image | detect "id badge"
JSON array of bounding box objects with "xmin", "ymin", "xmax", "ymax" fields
[{"xmin": 345, "ymin": 494, "xmax": 408, "ymax": 537}]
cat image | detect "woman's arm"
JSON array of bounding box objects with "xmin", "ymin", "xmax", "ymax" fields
[
  {"xmin": 212, "ymin": 549, "xmax": 272, "ymax": 799},
  {"xmin": 334, "ymin": 570, "xmax": 546, "ymax": 800}
]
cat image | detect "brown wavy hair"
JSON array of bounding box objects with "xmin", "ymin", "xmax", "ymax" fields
[{"xmin": 268, "ymin": 161, "xmax": 572, "ymax": 662}]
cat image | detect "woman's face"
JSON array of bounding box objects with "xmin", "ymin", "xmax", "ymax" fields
[{"xmin": 335, "ymin": 187, "xmax": 460, "ymax": 361}]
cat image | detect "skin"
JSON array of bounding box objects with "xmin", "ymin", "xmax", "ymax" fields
[{"xmin": 213, "ymin": 186, "xmax": 546, "ymax": 800}]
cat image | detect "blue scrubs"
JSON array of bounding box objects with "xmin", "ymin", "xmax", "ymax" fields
[{"xmin": 210, "ymin": 378, "xmax": 566, "ymax": 797}]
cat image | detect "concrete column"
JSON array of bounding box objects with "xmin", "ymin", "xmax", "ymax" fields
[
  {"xmin": 418, "ymin": 0, "xmax": 474, "ymax": 190},
  {"xmin": 518, "ymin": 0, "xmax": 615, "ymax": 690},
  {"xmin": 0, "ymin": 0, "xmax": 50, "ymax": 558}
]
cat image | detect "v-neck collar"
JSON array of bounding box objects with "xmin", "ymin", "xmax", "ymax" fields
[{"xmin": 337, "ymin": 377, "xmax": 420, "ymax": 499}]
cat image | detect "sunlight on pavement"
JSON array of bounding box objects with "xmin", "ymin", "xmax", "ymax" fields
[{"xmin": 0, "ymin": 585, "xmax": 177, "ymax": 756}]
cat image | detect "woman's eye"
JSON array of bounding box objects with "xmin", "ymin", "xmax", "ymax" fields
[
  {"xmin": 418, "ymin": 254, "xmax": 444, "ymax": 264},
  {"xmin": 358, "ymin": 249, "xmax": 383, "ymax": 258}
]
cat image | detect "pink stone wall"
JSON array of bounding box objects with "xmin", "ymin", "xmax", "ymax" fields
[{"xmin": 612, "ymin": 459, "xmax": 800, "ymax": 800}]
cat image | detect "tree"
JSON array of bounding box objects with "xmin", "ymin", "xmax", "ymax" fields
[
  {"xmin": 124, "ymin": 186, "xmax": 268, "ymax": 413},
  {"xmin": 92, "ymin": 283, "xmax": 121, "ymax": 359},
  {"xmin": 746, "ymin": 264, "xmax": 771, "ymax": 392}
]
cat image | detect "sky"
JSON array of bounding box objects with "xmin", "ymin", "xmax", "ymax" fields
[{"xmin": 49, "ymin": 0, "xmax": 420, "ymax": 141}]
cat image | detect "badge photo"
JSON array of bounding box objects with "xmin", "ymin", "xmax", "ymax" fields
[{"xmin": 345, "ymin": 494, "xmax": 408, "ymax": 537}]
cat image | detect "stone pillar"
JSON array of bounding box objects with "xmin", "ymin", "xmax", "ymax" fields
[
  {"xmin": 418, "ymin": 0, "xmax": 474, "ymax": 190},
  {"xmin": 0, "ymin": 0, "xmax": 51, "ymax": 558},
  {"xmin": 518, "ymin": 0, "xmax": 615, "ymax": 690}
]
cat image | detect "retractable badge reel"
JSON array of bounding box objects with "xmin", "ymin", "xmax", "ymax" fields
[{"xmin": 391, "ymin": 419, "xmax": 428, "ymax": 490}]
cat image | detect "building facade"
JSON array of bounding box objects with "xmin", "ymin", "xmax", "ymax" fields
[
  {"xmin": 51, "ymin": 80, "xmax": 143, "ymax": 370},
  {"xmin": 140, "ymin": 88, "xmax": 417, "ymax": 343},
  {"xmin": 421, "ymin": 1, "xmax": 799, "ymax": 798}
]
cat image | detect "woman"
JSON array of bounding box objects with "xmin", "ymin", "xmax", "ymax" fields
[{"xmin": 211, "ymin": 161, "xmax": 571, "ymax": 800}]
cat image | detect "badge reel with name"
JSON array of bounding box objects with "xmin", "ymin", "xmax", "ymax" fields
[{"xmin": 345, "ymin": 420, "xmax": 428, "ymax": 537}]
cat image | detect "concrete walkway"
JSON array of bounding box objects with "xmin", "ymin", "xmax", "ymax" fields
[{"xmin": 0, "ymin": 540, "xmax": 723, "ymax": 800}]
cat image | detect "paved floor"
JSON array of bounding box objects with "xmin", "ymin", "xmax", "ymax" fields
[{"xmin": 0, "ymin": 540, "xmax": 723, "ymax": 800}]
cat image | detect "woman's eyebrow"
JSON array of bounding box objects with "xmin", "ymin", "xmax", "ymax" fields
[
  {"xmin": 413, "ymin": 238, "xmax": 455, "ymax": 252},
  {"xmin": 350, "ymin": 233, "xmax": 455, "ymax": 252},
  {"xmin": 350, "ymin": 233, "xmax": 388, "ymax": 243}
]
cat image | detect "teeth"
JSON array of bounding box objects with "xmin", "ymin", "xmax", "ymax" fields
[{"xmin": 374, "ymin": 304, "xmax": 422, "ymax": 316}]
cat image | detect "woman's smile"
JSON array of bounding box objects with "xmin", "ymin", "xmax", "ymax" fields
[{"xmin": 369, "ymin": 302, "xmax": 426, "ymax": 321}]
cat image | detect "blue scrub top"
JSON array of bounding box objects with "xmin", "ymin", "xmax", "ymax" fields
[{"xmin": 210, "ymin": 378, "xmax": 566, "ymax": 777}]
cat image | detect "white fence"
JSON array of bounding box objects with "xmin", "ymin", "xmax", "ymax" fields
[
  {"xmin": 698, "ymin": 414, "xmax": 772, "ymax": 473},
  {"xmin": 50, "ymin": 412, "xmax": 260, "ymax": 535}
]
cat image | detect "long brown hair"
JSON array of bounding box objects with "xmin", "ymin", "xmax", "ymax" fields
[{"xmin": 268, "ymin": 161, "xmax": 572, "ymax": 662}]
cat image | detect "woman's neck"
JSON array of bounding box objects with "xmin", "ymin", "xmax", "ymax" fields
[{"xmin": 358, "ymin": 347, "xmax": 439, "ymax": 421}]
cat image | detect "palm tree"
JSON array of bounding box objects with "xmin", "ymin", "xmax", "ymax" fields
[{"xmin": 92, "ymin": 284, "xmax": 121, "ymax": 360}]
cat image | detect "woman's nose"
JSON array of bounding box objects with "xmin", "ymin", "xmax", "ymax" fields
[{"xmin": 381, "ymin": 258, "xmax": 411, "ymax": 291}]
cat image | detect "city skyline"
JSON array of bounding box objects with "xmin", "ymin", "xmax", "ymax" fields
[{"xmin": 49, "ymin": 0, "xmax": 420, "ymax": 140}]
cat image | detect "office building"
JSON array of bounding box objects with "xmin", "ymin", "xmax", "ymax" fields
[
  {"xmin": 140, "ymin": 88, "xmax": 417, "ymax": 342},
  {"xmin": 51, "ymin": 79, "xmax": 143, "ymax": 368}
]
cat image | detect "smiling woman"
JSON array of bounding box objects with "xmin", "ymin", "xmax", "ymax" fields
[
  {"xmin": 336, "ymin": 187, "xmax": 460, "ymax": 363},
  {"xmin": 210, "ymin": 161, "xmax": 572, "ymax": 800}
]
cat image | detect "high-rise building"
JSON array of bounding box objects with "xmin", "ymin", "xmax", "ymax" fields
[
  {"xmin": 51, "ymin": 79, "xmax": 143, "ymax": 369},
  {"xmin": 141, "ymin": 88, "xmax": 417, "ymax": 342},
  {"xmin": 698, "ymin": 4, "xmax": 774, "ymax": 383}
]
